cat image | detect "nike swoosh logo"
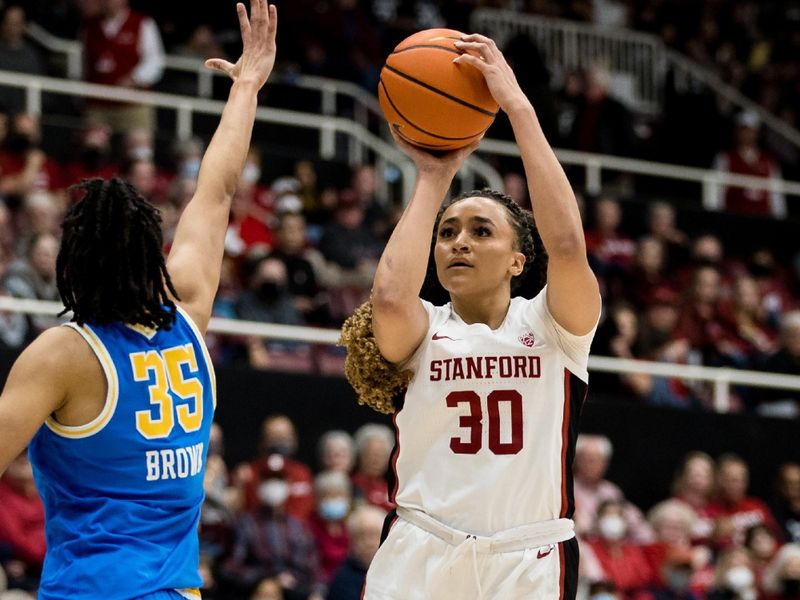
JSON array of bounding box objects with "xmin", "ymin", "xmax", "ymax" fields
[
  {"xmin": 431, "ymin": 333, "xmax": 460, "ymax": 341},
  {"xmin": 537, "ymin": 546, "xmax": 554, "ymax": 559}
]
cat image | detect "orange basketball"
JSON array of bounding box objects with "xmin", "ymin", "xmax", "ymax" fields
[{"xmin": 378, "ymin": 28, "xmax": 499, "ymax": 151}]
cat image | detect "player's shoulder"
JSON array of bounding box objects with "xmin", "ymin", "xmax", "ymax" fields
[{"xmin": 15, "ymin": 325, "xmax": 95, "ymax": 382}]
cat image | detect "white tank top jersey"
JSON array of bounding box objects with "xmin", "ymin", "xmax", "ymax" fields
[{"xmin": 391, "ymin": 285, "xmax": 598, "ymax": 537}]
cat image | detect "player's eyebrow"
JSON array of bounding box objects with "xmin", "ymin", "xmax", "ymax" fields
[{"xmin": 440, "ymin": 215, "xmax": 496, "ymax": 227}]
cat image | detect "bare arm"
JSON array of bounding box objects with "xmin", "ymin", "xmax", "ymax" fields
[
  {"xmin": 372, "ymin": 134, "xmax": 478, "ymax": 363},
  {"xmin": 0, "ymin": 328, "xmax": 74, "ymax": 475},
  {"xmin": 166, "ymin": 0, "xmax": 277, "ymax": 333},
  {"xmin": 455, "ymin": 36, "xmax": 600, "ymax": 334}
]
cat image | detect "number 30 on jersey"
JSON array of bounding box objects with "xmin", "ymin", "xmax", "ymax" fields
[
  {"xmin": 446, "ymin": 389, "xmax": 523, "ymax": 455},
  {"xmin": 131, "ymin": 344, "xmax": 204, "ymax": 439}
]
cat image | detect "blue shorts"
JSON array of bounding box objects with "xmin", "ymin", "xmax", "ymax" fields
[{"xmin": 136, "ymin": 591, "xmax": 200, "ymax": 600}]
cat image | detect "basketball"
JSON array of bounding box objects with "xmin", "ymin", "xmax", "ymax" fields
[{"xmin": 378, "ymin": 28, "xmax": 499, "ymax": 151}]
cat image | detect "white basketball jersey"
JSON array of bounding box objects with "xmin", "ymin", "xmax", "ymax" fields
[{"xmin": 390, "ymin": 286, "xmax": 597, "ymax": 536}]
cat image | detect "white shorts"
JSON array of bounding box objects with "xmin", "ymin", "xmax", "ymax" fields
[{"xmin": 363, "ymin": 508, "xmax": 579, "ymax": 600}]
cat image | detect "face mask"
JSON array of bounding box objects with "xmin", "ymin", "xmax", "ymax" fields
[
  {"xmin": 258, "ymin": 479, "xmax": 289, "ymax": 507},
  {"xmin": 6, "ymin": 133, "xmax": 32, "ymax": 153},
  {"xmin": 242, "ymin": 163, "xmax": 261, "ymax": 184},
  {"xmin": 257, "ymin": 281, "xmax": 282, "ymax": 303},
  {"xmin": 129, "ymin": 145, "xmax": 153, "ymax": 161},
  {"xmin": 725, "ymin": 566, "xmax": 754, "ymax": 592},
  {"xmin": 82, "ymin": 147, "xmax": 105, "ymax": 169},
  {"xmin": 180, "ymin": 158, "xmax": 201, "ymax": 180},
  {"xmin": 319, "ymin": 498, "xmax": 349, "ymax": 521},
  {"xmin": 266, "ymin": 441, "xmax": 295, "ymax": 457},
  {"xmin": 590, "ymin": 594, "xmax": 617, "ymax": 600},
  {"xmin": 783, "ymin": 578, "xmax": 800, "ymax": 596},
  {"xmin": 667, "ymin": 568, "xmax": 692, "ymax": 592},
  {"xmin": 598, "ymin": 514, "xmax": 626, "ymax": 541}
]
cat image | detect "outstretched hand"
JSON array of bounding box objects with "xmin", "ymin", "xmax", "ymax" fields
[
  {"xmin": 452, "ymin": 34, "xmax": 528, "ymax": 114},
  {"xmin": 205, "ymin": 0, "xmax": 277, "ymax": 89},
  {"xmin": 390, "ymin": 127, "xmax": 481, "ymax": 179}
]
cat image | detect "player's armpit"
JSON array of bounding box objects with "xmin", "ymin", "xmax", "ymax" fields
[
  {"xmin": 372, "ymin": 295, "xmax": 429, "ymax": 364},
  {"xmin": 544, "ymin": 255, "xmax": 601, "ymax": 336},
  {"xmin": 0, "ymin": 328, "xmax": 75, "ymax": 475}
]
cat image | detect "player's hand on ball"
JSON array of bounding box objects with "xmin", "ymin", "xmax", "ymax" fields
[
  {"xmin": 205, "ymin": 0, "xmax": 277, "ymax": 89},
  {"xmin": 390, "ymin": 127, "xmax": 481, "ymax": 179},
  {"xmin": 453, "ymin": 34, "xmax": 528, "ymax": 114}
]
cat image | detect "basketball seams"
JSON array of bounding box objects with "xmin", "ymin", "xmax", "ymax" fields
[
  {"xmin": 379, "ymin": 79, "xmax": 489, "ymax": 143},
  {"xmin": 391, "ymin": 44, "xmax": 461, "ymax": 57},
  {"xmin": 383, "ymin": 64, "xmax": 497, "ymax": 118}
]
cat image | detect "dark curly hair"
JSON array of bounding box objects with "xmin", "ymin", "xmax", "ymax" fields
[
  {"xmin": 57, "ymin": 178, "xmax": 179, "ymax": 328},
  {"xmin": 340, "ymin": 188, "xmax": 548, "ymax": 413}
]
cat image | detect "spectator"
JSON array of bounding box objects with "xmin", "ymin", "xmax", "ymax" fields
[
  {"xmin": 585, "ymin": 499, "xmax": 655, "ymax": 596},
  {"xmin": 584, "ymin": 196, "xmax": 636, "ymax": 277},
  {"xmin": 706, "ymin": 454, "xmax": 781, "ymax": 549},
  {"xmin": 200, "ymin": 422, "xmax": 239, "ymax": 562},
  {"xmin": 308, "ymin": 472, "xmax": 351, "ymax": 585},
  {"xmin": 350, "ymin": 165, "xmax": 388, "ymax": 240},
  {"xmin": 226, "ymin": 184, "xmax": 275, "ymax": 258},
  {"xmin": 0, "ymin": 113, "xmax": 62, "ymax": 197},
  {"xmin": 771, "ymin": 463, "xmax": 800, "ymax": 545},
  {"xmin": 762, "ymin": 544, "xmax": 800, "ymax": 600},
  {"xmin": 62, "ymin": 124, "xmax": 117, "ymax": 186},
  {"xmin": 711, "ymin": 111, "xmax": 786, "ymax": 219},
  {"xmin": 573, "ymin": 434, "xmax": 653, "ymax": 544},
  {"xmin": 242, "ymin": 415, "xmax": 315, "ymax": 521},
  {"xmin": 351, "ymin": 424, "xmax": 394, "ymax": 513},
  {"xmin": 643, "ymin": 499, "xmax": 701, "ymax": 585},
  {"xmin": 744, "ymin": 524, "xmax": 780, "ymax": 587},
  {"xmin": 326, "ymin": 505, "xmax": 386, "ymax": 600},
  {"xmin": 625, "ymin": 236, "xmax": 669, "ymax": 309},
  {"xmin": 318, "ymin": 190, "xmax": 382, "ymax": 271},
  {"xmin": 760, "ymin": 312, "xmax": 800, "ymax": 416},
  {"xmin": 646, "ymin": 201, "xmax": 688, "ymax": 271},
  {"xmin": 2, "ymin": 233, "xmax": 60, "ymax": 347},
  {"xmin": 706, "ymin": 546, "xmax": 758, "ymax": 600},
  {"xmin": 222, "ymin": 453, "xmax": 321, "ymax": 600},
  {"xmin": 0, "ymin": 6, "xmax": 45, "ymax": 112},
  {"xmin": 82, "ymin": 0, "xmax": 166, "ymax": 132},
  {"xmin": 722, "ymin": 275, "xmax": 778, "ymax": 367},
  {"xmin": 250, "ymin": 578, "xmax": 284, "ymax": 600},
  {"xmin": 0, "ymin": 451, "xmax": 45, "ymax": 572},
  {"xmin": 120, "ymin": 156, "xmax": 169, "ymax": 204},
  {"xmin": 671, "ymin": 451, "xmax": 716, "ymax": 544},
  {"xmin": 650, "ymin": 546, "xmax": 703, "ymax": 600},
  {"xmin": 20, "ymin": 191, "xmax": 62, "ymax": 241},
  {"xmin": 592, "ymin": 303, "xmax": 651, "ymax": 398},
  {"xmin": 317, "ymin": 431, "xmax": 356, "ymax": 475}
]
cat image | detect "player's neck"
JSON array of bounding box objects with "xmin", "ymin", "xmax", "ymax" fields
[{"xmin": 450, "ymin": 291, "xmax": 511, "ymax": 331}]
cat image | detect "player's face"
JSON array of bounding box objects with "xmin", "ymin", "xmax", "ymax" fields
[{"xmin": 434, "ymin": 197, "xmax": 524, "ymax": 299}]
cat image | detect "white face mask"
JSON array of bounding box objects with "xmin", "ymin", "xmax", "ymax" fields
[
  {"xmin": 258, "ymin": 479, "xmax": 289, "ymax": 507},
  {"xmin": 725, "ymin": 566, "xmax": 754, "ymax": 591},
  {"xmin": 242, "ymin": 163, "xmax": 261, "ymax": 184},
  {"xmin": 598, "ymin": 514, "xmax": 627, "ymax": 541},
  {"xmin": 129, "ymin": 145, "xmax": 153, "ymax": 161}
]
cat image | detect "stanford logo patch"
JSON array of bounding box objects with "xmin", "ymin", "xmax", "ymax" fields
[{"xmin": 519, "ymin": 332, "xmax": 535, "ymax": 347}]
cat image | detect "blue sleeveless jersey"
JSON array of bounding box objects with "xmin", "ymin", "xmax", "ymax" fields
[{"xmin": 29, "ymin": 307, "xmax": 215, "ymax": 600}]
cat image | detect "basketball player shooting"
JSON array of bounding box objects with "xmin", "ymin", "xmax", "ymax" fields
[
  {"xmin": 340, "ymin": 34, "xmax": 601, "ymax": 599},
  {"xmin": 0, "ymin": 2, "xmax": 276, "ymax": 598}
]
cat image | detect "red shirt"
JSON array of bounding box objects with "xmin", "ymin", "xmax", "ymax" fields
[
  {"xmin": 0, "ymin": 479, "xmax": 46, "ymax": 566},
  {"xmin": 585, "ymin": 230, "xmax": 636, "ymax": 267},
  {"xmin": 228, "ymin": 215, "xmax": 275, "ymax": 255},
  {"xmin": 351, "ymin": 473, "xmax": 394, "ymax": 513},
  {"xmin": 84, "ymin": 10, "xmax": 144, "ymax": 86},
  {"xmin": 705, "ymin": 497, "xmax": 780, "ymax": 548},
  {"xmin": 244, "ymin": 457, "xmax": 314, "ymax": 521},
  {"xmin": 307, "ymin": 511, "xmax": 349, "ymax": 583},
  {"xmin": 62, "ymin": 162, "xmax": 118, "ymax": 188},
  {"xmin": 0, "ymin": 151, "xmax": 63, "ymax": 192},
  {"xmin": 717, "ymin": 149, "xmax": 780, "ymax": 216},
  {"xmin": 589, "ymin": 539, "xmax": 655, "ymax": 595}
]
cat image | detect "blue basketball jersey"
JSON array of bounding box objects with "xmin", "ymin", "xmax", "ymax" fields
[{"xmin": 28, "ymin": 306, "xmax": 215, "ymax": 600}]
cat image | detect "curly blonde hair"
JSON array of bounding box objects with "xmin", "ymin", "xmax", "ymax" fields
[{"xmin": 338, "ymin": 301, "xmax": 412, "ymax": 414}]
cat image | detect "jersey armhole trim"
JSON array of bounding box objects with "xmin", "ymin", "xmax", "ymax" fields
[
  {"xmin": 176, "ymin": 305, "xmax": 217, "ymax": 409},
  {"xmin": 45, "ymin": 323, "xmax": 119, "ymax": 439}
]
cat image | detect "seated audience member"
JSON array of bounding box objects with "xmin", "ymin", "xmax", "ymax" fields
[
  {"xmin": 584, "ymin": 196, "xmax": 636, "ymax": 276},
  {"xmin": 222, "ymin": 454, "xmax": 322, "ymax": 600},
  {"xmin": 721, "ymin": 275, "xmax": 778, "ymax": 368},
  {"xmin": 0, "ymin": 113, "xmax": 62, "ymax": 197},
  {"xmin": 317, "ymin": 431, "xmax": 356, "ymax": 474},
  {"xmin": 0, "ymin": 5, "xmax": 45, "ymax": 110},
  {"xmin": 625, "ymin": 236, "xmax": 669, "ymax": 309},
  {"xmin": 650, "ymin": 546, "xmax": 703, "ymax": 600},
  {"xmin": 350, "ymin": 165, "xmax": 389, "ymax": 240},
  {"xmin": 706, "ymin": 454, "xmax": 781, "ymax": 549},
  {"xmin": 351, "ymin": 424, "xmax": 394, "ymax": 512},
  {"xmin": 585, "ymin": 500, "xmax": 655, "ymax": 596},
  {"xmin": 242, "ymin": 416, "xmax": 314, "ymax": 521},
  {"xmin": 326, "ymin": 505, "xmax": 386, "ymax": 600},
  {"xmin": 643, "ymin": 500, "xmax": 701, "ymax": 583},
  {"xmin": 646, "ymin": 201, "xmax": 688, "ymax": 271},
  {"xmin": 62, "ymin": 124, "xmax": 117, "ymax": 186},
  {"xmin": 308, "ymin": 472, "xmax": 351, "ymax": 584},
  {"xmin": 591, "ymin": 303, "xmax": 650, "ymax": 397},
  {"xmin": 226, "ymin": 182, "xmax": 275, "ymax": 258},
  {"xmin": 771, "ymin": 463, "xmax": 800, "ymax": 545},
  {"xmin": 573, "ymin": 434, "xmax": 653, "ymax": 544},
  {"xmin": 762, "ymin": 544, "xmax": 800, "ymax": 600},
  {"xmin": 706, "ymin": 547, "xmax": 759, "ymax": 600},
  {"xmin": 120, "ymin": 156, "xmax": 168, "ymax": 204},
  {"xmin": 0, "ymin": 452, "xmax": 45, "ymax": 573},
  {"xmin": 200, "ymin": 422, "xmax": 239, "ymax": 561},
  {"xmin": 745, "ymin": 524, "xmax": 780, "ymax": 588},
  {"xmin": 672, "ymin": 451, "xmax": 716, "ymax": 544},
  {"xmin": 760, "ymin": 313, "xmax": 800, "ymax": 417},
  {"xmin": 250, "ymin": 577, "xmax": 284, "ymax": 600}
]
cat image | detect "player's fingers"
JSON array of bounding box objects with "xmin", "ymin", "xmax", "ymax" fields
[
  {"xmin": 267, "ymin": 4, "xmax": 277, "ymax": 39},
  {"xmin": 236, "ymin": 3, "xmax": 252, "ymax": 46},
  {"xmin": 452, "ymin": 53, "xmax": 488, "ymax": 71},
  {"xmin": 204, "ymin": 59, "xmax": 236, "ymax": 75},
  {"xmin": 461, "ymin": 33, "xmax": 501, "ymax": 60},
  {"xmin": 453, "ymin": 40, "xmax": 490, "ymax": 60}
]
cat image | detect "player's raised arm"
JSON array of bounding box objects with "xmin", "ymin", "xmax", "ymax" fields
[
  {"xmin": 166, "ymin": 0, "xmax": 277, "ymax": 333},
  {"xmin": 371, "ymin": 135, "xmax": 478, "ymax": 363},
  {"xmin": 454, "ymin": 35, "xmax": 600, "ymax": 335}
]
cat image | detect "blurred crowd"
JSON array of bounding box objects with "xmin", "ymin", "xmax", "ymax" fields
[{"xmin": 2, "ymin": 421, "xmax": 800, "ymax": 600}]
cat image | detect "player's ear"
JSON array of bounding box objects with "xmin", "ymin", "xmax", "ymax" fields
[{"xmin": 510, "ymin": 251, "xmax": 525, "ymax": 277}]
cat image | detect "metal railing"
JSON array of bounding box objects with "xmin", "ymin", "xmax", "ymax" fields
[
  {"xmin": 470, "ymin": 9, "xmax": 800, "ymax": 152},
  {"xmin": 3, "ymin": 297, "xmax": 799, "ymax": 414}
]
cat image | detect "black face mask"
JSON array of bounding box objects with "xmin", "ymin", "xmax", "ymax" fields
[
  {"xmin": 6, "ymin": 133, "xmax": 33, "ymax": 153},
  {"xmin": 784, "ymin": 578, "xmax": 800, "ymax": 596},
  {"xmin": 266, "ymin": 442, "xmax": 295, "ymax": 457},
  {"xmin": 82, "ymin": 147, "xmax": 106, "ymax": 170},
  {"xmin": 256, "ymin": 281, "xmax": 282, "ymax": 303}
]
